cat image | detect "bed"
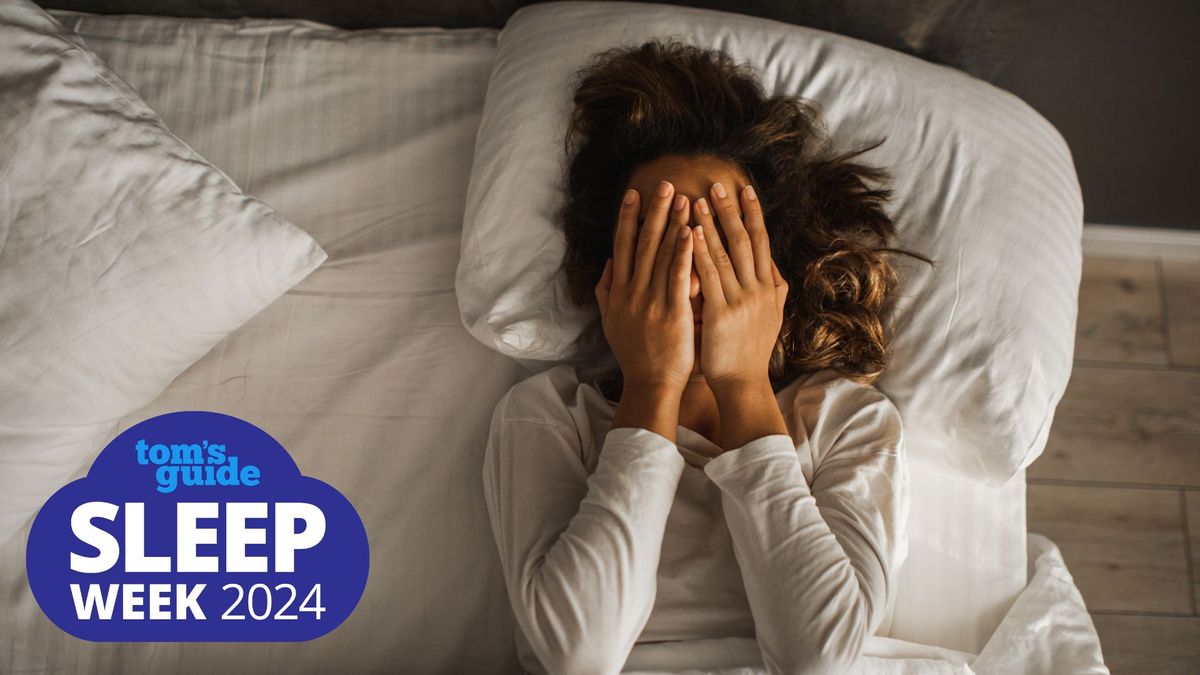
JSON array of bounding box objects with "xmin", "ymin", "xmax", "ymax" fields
[{"xmin": 0, "ymin": 3, "xmax": 1106, "ymax": 673}]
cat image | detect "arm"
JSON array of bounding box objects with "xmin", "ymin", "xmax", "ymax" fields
[
  {"xmin": 690, "ymin": 183, "xmax": 905, "ymax": 673},
  {"xmin": 482, "ymin": 396, "xmax": 686, "ymax": 675},
  {"xmin": 706, "ymin": 382, "xmax": 906, "ymax": 675},
  {"xmin": 612, "ymin": 381, "xmax": 685, "ymax": 443},
  {"xmin": 482, "ymin": 181, "xmax": 697, "ymax": 674}
]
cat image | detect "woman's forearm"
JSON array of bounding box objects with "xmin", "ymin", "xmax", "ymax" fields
[
  {"xmin": 612, "ymin": 381, "xmax": 684, "ymax": 442},
  {"xmin": 516, "ymin": 429, "xmax": 686, "ymax": 674},
  {"xmin": 705, "ymin": 438, "xmax": 876, "ymax": 675},
  {"xmin": 711, "ymin": 376, "xmax": 787, "ymax": 451},
  {"xmin": 484, "ymin": 412, "xmax": 687, "ymax": 675},
  {"xmin": 701, "ymin": 385, "xmax": 906, "ymax": 675}
]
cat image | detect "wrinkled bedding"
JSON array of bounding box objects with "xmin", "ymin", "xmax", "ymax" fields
[{"xmin": 0, "ymin": 10, "xmax": 1104, "ymax": 674}]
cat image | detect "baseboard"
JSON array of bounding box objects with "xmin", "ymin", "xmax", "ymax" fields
[{"xmin": 1082, "ymin": 223, "xmax": 1200, "ymax": 261}]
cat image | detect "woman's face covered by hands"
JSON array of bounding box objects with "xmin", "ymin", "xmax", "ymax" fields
[
  {"xmin": 624, "ymin": 155, "xmax": 747, "ymax": 374},
  {"xmin": 619, "ymin": 154, "xmax": 785, "ymax": 384}
]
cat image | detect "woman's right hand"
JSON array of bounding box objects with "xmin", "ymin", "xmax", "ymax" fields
[{"xmin": 596, "ymin": 180, "xmax": 696, "ymax": 395}]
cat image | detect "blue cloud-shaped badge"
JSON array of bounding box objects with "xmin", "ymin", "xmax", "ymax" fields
[{"xmin": 26, "ymin": 411, "xmax": 369, "ymax": 642}]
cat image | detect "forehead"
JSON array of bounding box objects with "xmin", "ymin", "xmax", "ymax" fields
[{"xmin": 627, "ymin": 154, "xmax": 750, "ymax": 215}]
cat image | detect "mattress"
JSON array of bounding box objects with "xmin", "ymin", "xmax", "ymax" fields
[{"xmin": 0, "ymin": 10, "xmax": 1025, "ymax": 672}]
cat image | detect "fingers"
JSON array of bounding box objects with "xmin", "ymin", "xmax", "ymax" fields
[
  {"xmin": 632, "ymin": 180, "xmax": 675, "ymax": 291},
  {"xmin": 740, "ymin": 184, "xmax": 773, "ymax": 282},
  {"xmin": 694, "ymin": 196, "xmax": 740, "ymax": 299},
  {"xmin": 667, "ymin": 222, "xmax": 693, "ymax": 310},
  {"xmin": 652, "ymin": 193, "xmax": 690, "ymax": 295},
  {"xmin": 771, "ymin": 258, "xmax": 789, "ymax": 310},
  {"xmin": 708, "ymin": 181, "xmax": 756, "ymax": 284},
  {"xmin": 595, "ymin": 257, "xmax": 612, "ymax": 318},
  {"xmin": 612, "ymin": 189, "xmax": 639, "ymax": 288},
  {"xmin": 691, "ymin": 225, "xmax": 728, "ymax": 306}
]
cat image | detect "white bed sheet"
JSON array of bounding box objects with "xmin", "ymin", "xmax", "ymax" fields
[
  {"xmin": 2, "ymin": 12, "xmax": 526, "ymax": 674},
  {"xmin": 0, "ymin": 10, "xmax": 1070, "ymax": 673}
]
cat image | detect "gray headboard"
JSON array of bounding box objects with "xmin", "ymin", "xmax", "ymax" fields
[{"xmin": 36, "ymin": 0, "xmax": 1039, "ymax": 82}]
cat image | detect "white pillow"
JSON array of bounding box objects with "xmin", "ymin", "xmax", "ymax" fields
[
  {"xmin": 457, "ymin": 0, "xmax": 1082, "ymax": 486},
  {"xmin": 0, "ymin": 0, "xmax": 327, "ymax": 542}
]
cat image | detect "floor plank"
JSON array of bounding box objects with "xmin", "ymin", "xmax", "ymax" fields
[
  {"xmin": 1027, "ymin": 484, "xmax": 1190, "ymax": 613},
  {"xmin": 1090, "ymin": 614, "xmax": 1200, "ymax": 675},
  {"xmin": 1038, "ymin": 253, "xmax": 1200, "ymax": 673},
  {"xmin": 1030, "ymin": 365, "xmax": 1200, "ymax": 486},
  {"xmin": 1187, "ymin": 491, "xmax": 1199, "ymax": 614},
  {"xmin": 1075, "ymin": 256, "xmax": 1168, "ymax": 364},
  {"xmin": 1162, "ymin": 258, "xmax": 1200, "ymax": 367}
]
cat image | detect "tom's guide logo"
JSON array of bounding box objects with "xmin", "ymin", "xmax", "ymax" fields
[{"xmin": 26, "ymin": 411, "xmax": 369, "ymax": 642}]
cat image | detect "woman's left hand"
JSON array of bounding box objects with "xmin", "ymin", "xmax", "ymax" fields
[{"xmin": 691, "ymin": 182, "xmax": 789, "ymax": 394}]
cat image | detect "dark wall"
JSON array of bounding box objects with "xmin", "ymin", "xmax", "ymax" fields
[{"xmin": 993, "ymin": 0, "xmax": 1200, "ymax": 230}]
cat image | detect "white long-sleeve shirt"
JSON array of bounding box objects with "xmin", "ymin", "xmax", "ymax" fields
[{"xmin": 482, "ymin": 364, "xmax": 909, "ymax": 675}]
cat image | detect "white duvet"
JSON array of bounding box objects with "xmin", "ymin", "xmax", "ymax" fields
[
  {"xmin": 620, "ymin": 535, "xmax": 1107, "ymax": 674},
  {"xmin": 0, "ymin": 8, "xmax": 1106, "ymax": 674}
]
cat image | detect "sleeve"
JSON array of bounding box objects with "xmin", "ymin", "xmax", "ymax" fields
[
  {"xmin": 481, "ymin": 389, "xmax": 687, "ymax": 675},
  {"xmin": 702, "ymin": 393, "xmax": 907, "ymax": 675}
]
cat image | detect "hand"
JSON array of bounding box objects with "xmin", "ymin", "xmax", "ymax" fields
[
  {"xmin": 596, "ymin": 181, "xmax": 696, "ymax": 394},
  {"xmin": 691, "ymin": 182, "xmax": 789, "ymax": 394}
]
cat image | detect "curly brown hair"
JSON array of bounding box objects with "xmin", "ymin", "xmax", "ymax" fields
[{"xmin": 558, "ymin": 38, "xmax": 934, "ymax": 389}]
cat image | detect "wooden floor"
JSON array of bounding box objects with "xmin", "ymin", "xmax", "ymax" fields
[{"xmin": 1026, "ymin": 254, "xmax": 1200, "ymax": 674}]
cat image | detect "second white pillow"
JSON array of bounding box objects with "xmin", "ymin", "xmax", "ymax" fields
[{"xmin": 0, "ymin": 0, "xmax": 327, "ymax": 542}]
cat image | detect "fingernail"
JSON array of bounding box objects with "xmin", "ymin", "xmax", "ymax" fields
[
  {"xmin": 623, "ymin": 189, "xmax": 636, "ymax": 205},
  {"xmin": 744, "ymin": 185, "xmax": 756, "ymax": 201},
  {"xmin": 697, "ymin": 197, "xmax": 710, "ymax": 215},
  {"xmin": 713, "ymin": 182, "xmax": 726, "ymax": 199},
  {"xmin": 695, "ymin": 226, "xmax": 705, "ymax": 241},
  {"xmin": 673, "ymin": 194, "xmax": 686, "ymax": 211},
  {"xmin": 657, "ymin": 180, "xmax": 673, "ymax": 197}
]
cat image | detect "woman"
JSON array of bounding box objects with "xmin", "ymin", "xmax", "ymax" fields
[{"xmin": 482, "ymin": 38, "xmax": 933, "ymax": 675}]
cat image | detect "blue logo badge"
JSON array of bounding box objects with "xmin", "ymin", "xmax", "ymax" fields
[{"xmin": 26, "ymin": 411, "xmax": 369, "ymax": 641}]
